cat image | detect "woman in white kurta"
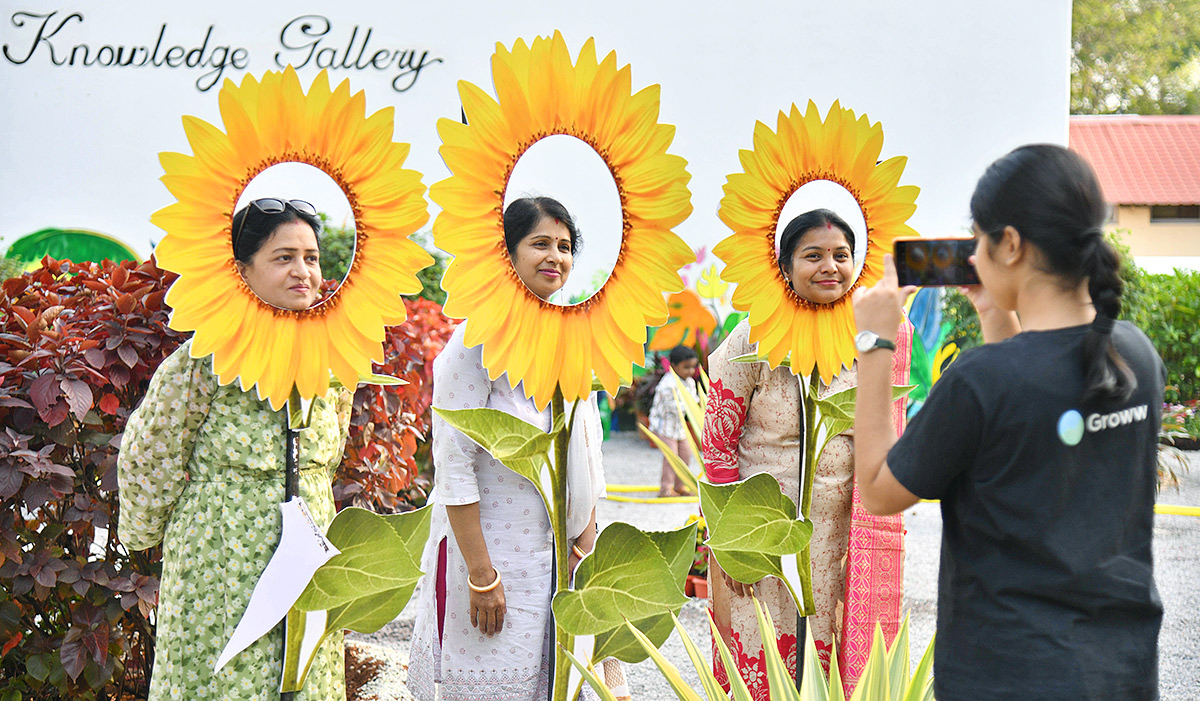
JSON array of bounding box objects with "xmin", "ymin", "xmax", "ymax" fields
[{"xmin": 409, "ymin": 197, "xmax": 606, "ymax": 701}]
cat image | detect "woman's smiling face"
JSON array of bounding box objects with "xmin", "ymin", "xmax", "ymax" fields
[
  {"xmin": 787, "ymin": 226, "xmax": 854, "ymax": 304},
  {"xmin": 512, "ymin": 217, "xmax": 573, "ymax": 301}
]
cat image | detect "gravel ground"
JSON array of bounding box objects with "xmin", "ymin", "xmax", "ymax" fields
[{"xmin": 351, "ymin": 430, "xmax": 1200, "ymax": 700}]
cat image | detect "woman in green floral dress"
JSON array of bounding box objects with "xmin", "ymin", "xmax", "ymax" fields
[{"xmin": 118, "ymin": 199, "xmax": 351, "ymax": 700}]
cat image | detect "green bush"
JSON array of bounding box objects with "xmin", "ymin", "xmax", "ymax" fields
[
  {"xmin": 1122, "ymin": 267, "xmax": 1199, "ymax": 402},
  {"xmin": 941, "ymin": 236, "xmax": 1199, "ymax": 402},
  {"xmin": 0, "ymin": 257, "xmax": 453, "ymax": 697}
]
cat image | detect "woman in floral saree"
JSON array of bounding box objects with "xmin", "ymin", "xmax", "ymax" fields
[{"xmin": 703, "ymin": 209, "xmax": 912, "ymax": 698}]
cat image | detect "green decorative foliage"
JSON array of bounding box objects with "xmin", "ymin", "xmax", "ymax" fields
[
  {"xmin": 594, "ymin": 593, "xmax": 937, "ymax": 701},
  {"xmin": 282, "ymin": 505, "xmax": 432, "ymax": 690},
  {"xmin": 809, "ymin": 385, "xmax": 915, "ymax": 469},
  {"xmin": 559, "ymin": 644, "xmax": 621, "ymax": 701},
  {"xmin": 638, "ymin": 423, "xmax": 700, "ymax": 493},
  {"xmin": 616, "ymin": 614, "xmax": 706, "ymax": 701},
  {"xmin": 432, "ymin": 406, "xmax": 563, "ymax": 515},
  {"xmin": 730, "ymin": 351, "xmax": 791, "ymax": 368},
  {"xmin": 709, "ymin": 609, "xmax": 755, "ymax": 701},
  {"xmin": 755, "ymin": 597, "xmax": 801, "ymax": 700},
  {"xmin": 699, "ymin": 473, "xmax": 814, "ymax": 614},
  {"xmin": 550, "ymin": 522, "xmax": 693, "ymax": 664},
  {"xmin": 798, "ymin": 615, "xmax": 935, "ymax": 701}
]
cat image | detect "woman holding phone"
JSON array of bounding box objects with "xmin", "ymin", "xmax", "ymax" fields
[{"xmin": 853, "ymin": 144, "xmax": 1163, "ymax": 701}]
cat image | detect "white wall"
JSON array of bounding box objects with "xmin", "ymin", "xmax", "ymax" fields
[{"xmin": 1, "ymin": 0, "xmax": 1071, "ymax": 290}]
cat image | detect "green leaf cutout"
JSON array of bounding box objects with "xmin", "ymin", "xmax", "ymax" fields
[
  {"xmin": 730, "ymin": 351, "xmax": 791, "ymax": 368},
  {"xmin": 809, "ymin": 384, "xmax": 915, "ymax": 468},
  {"xmin": 585, "ymin": 523, "xmax": 696, "ymax": 663},
  {"xmin": 281, "ymin": 505, "xmax": 431, "ymax": 691},
  {"xmin": 551, "ymin": 522, "xmax": 693, "ymax": 664},
  {"xmin": 699, "ymin": 473, "xmax": 813, "ymax": 613},
  {"xmin": 433, "ymin": 406, "xmax": 559, "ymax": 516}
]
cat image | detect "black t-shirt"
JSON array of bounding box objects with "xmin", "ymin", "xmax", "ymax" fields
[{"xmin": 888, "ymin": 321, "xmax": 1164, "ymax": 701}]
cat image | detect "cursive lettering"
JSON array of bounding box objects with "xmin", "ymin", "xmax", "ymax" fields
[
  {"xmin": 2, "ymin": 10, "xmax": 249, "ymax": 91},
  {"xmin": 276, "ymin": 14, "xmax": 442, "ymax": 93}
]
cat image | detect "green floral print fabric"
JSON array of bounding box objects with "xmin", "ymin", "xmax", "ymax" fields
[{"xmin": 118, "ymin": 340, "xmax": 352, "ymax": 700}]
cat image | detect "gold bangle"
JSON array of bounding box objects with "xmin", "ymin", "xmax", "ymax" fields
[
  {"xmin": 571, "ymin": 543, "xmax": 587, "ymax": 560},
  {"xmin": 468, "ymin": 567, "xmax": 501, "ymax": 593}
]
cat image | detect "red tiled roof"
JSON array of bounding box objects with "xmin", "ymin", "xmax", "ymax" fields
[{"xmin": 1069, "ymin": 115, "xmax": 1200, "ymax": 205}]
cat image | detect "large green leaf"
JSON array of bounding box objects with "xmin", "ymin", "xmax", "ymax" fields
[
  {"xmin": 700, "ymin": 474, "xmax": 813, "ymax": 611},
  {"xmin": 292, "ymin": 507, "xmax": 428, "ymax": 611},
  {"xmin": 551, "ymin": 522, "xmax": 691, "ymax": 658},
  {"xmin": 433, "ymin": 406, "xmax": 559, "ymax": 514},
  {"xmin": 281, "ymin": 505, "xmax": 431, "ymax": 691},
  {"xmin": 809, "ymin": 385, "xmax": 915, "ymax": 469},
  {"xmin": 584, "ymin": 524, "xmax": 696, "ymax": 663}
]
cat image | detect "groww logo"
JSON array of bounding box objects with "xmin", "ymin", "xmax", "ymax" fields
[{"xmin": 1057, "ymin": 404, "xmax": 1150, "ymax": 446}]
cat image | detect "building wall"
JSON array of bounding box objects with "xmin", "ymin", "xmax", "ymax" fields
[{"xmin": 1109, "ymin": 205, "xmax": 1200, "ymax": 257}]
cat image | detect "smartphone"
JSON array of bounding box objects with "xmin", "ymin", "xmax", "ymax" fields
[{"xmin": 892, "ymin": 237, "xmax": 980, "ymax": 287}]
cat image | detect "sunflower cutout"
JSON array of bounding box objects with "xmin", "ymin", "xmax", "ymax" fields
[
  {"xmin": 431, "ymin": 31, "xmax": 695, "ymax": 408},
  {"xmin": 151, "ymin": 67, "xmax": 433, "ymax": 409},
  {"xmin": 715, "ymin": 100, "xmax": 919, "ymax": 381}
]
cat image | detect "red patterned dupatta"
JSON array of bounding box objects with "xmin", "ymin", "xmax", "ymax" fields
[{"xmin": 837, "ymin": 319, "xmax": 913, "ymax": 694}]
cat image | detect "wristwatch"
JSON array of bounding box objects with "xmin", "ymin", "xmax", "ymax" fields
[{"xmin": 855, "ymin": 330, "xmax": 896, "ymax": 353}]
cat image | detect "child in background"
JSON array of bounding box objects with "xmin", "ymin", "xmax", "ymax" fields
[{"xmin": 649, "ymin": 345, "xmax": 701, "ymax": 497}]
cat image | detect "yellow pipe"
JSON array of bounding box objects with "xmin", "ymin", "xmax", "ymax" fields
[
  {"xmin": 604, "ymin": 494, "xmax": 698, "ymax": 504},
  {"xmin": 606, "ymin": 484, "xmax": 661, "ymax": 493}
]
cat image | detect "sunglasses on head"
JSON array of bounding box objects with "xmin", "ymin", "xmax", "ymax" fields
[{"xmin": 232, "ymin": 198, "xmax": 318, "ymax": 255}]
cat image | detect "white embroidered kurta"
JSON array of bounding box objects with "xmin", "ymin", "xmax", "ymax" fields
[{"xmin": 409, "ymin": 325, "xmax": 605, "ymax": 701}]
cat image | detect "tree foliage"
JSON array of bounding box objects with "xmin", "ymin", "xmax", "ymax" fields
[
  {"xmin": 1072, "ymin": 0, "xmax": 1200, "ymax": 114},
  {"xmin": 318, "ymin": 220, "xmax": 448, "ymax": 305}
]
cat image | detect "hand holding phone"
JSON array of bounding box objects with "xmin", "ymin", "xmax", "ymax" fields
[{"xmin": 892, "ymin": 237, "xmax": 980, "ymax": 287}]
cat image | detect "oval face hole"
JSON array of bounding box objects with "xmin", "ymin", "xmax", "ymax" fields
[
  {"xmin": 232, "ymin": 162, "xmax": 356, "ymax": 310},
  {"xmin": 775, "ymin": 180, "xmax": 868, "ymax": 303},
  {"xmin": 503, "ymin": 134, "xmax": 622, "ymax": 305}
]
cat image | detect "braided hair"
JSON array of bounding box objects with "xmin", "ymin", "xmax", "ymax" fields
[{"xmin": 970, "ymin": 144, "xmax": 1135, "ymax": 406}]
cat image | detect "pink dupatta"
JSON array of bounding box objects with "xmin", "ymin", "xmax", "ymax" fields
[{"xmin": 837, "ymin": 319, "xmax": 913, "ymax": 694}]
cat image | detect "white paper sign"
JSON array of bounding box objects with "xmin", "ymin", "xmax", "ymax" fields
[{"xmin": 215, "ymin": 496, "xmax": 339, "ymax": 672}]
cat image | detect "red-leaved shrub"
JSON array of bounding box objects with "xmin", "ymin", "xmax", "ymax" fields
[{"xmin": 0, "ymin": 257, "xmax": 454, "ymax": 698}]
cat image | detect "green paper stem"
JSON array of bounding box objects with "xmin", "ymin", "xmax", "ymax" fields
[{"xmin": 551, "ymin": 389, "xmax": 573, "ymax": 701}]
